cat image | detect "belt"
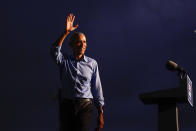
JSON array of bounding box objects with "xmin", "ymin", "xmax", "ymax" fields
[{"xmin": 63, "ymin": 98, "xmax": 92, "ymax": 103}]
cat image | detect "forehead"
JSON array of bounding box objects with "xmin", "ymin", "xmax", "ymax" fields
[{"xmin": 77, "ymin": 34, "xmax": 86, "ymax": 41}]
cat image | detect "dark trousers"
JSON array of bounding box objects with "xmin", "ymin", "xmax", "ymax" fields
[{"xmin": 59, "ymin": 99, "xmax": 94, "ymax": 131}]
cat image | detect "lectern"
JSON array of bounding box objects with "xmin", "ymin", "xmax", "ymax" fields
[{"xmin": 140, "ymin": 73, "xmax": 193, "ymax": 131}]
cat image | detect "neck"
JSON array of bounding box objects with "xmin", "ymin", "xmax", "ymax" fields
[{"xmin": 73, "ymin": 52, "xmax": 83, "ymax": 61}]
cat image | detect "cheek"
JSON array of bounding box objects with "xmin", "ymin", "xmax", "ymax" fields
[
  {"xmin": 77, "ymin": 43, "xmax": 81, "ymax": 47},
  {"xmin": 73, "ymin": 44, "xmax": 80, "ymax": 49}
]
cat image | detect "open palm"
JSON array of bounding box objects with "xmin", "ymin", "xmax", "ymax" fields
[{"xmin": 66, "ymin": 13, "xmax": 78, "ymax": 32}]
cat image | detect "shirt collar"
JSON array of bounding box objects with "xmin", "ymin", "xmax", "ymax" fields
[
  {"xmin": 71, "ymin": 54, "xmax": 87, "ymax": 62},
  {"xmin": 83, "ymin": 55, "xmax": 88, "ymax": 62}
]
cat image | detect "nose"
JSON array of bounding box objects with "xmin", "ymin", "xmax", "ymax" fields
[{"xmin": 80, "ymin": 42, "xmax": 86, "ymax": 47}]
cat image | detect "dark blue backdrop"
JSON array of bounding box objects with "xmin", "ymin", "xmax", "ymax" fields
[{"xmin": 2, "ymin": 0, "xmax": 196, "ymax": 131}]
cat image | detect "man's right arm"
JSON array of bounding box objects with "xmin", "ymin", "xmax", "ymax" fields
[
  {"xmin": 53, "ymin": 13, "xmax": 79, "ymax": 48},
  {"xmin": 54, "ymin": 31, "xmax": 70, "ymax": 47},
  {"xmin": 50, "ymin": 31, "xmax": 70, "ymax": 65},
  {"xmin": 50, "ymin": 13, "xmax": 78, "ymax": 65}
]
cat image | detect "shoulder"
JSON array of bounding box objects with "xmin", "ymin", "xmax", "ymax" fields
[
  {"xmin": 85, "ymin": 55, "xmax": 98, "ymax": 65},
  {"xmin": 84, "ymin": 55, "xmax": 99, "ymax": 72}
]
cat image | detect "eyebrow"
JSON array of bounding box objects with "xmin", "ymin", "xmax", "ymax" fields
[{"xmin": 78, "ymin": 40, "xmax": 86, "ymax": 42}]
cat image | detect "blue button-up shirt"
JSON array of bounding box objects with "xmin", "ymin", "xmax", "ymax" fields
[{"xmin": 50, "ymin": 45, "xmax": 104, "ymax": 107}]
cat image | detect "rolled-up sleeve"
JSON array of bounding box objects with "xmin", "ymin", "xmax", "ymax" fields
[
  {"xmin": 91, "ymin": 61, "xmax": 104, "ymax": 107},
  {"xmin": 50, "ymin": 45, "xmax": 64, "ymax": 66}
]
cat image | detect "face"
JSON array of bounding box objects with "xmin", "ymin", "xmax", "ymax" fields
[{"xmin": 72, "ymin": 34, "xmax": 87, "ymax": 56}]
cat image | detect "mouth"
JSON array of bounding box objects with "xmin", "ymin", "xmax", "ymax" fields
[
  {"xmin": 78, "ymin": 47, "xmax": 86, "ymax": 50},
  {"xmin": 74, "ymin": 48, "xmax": 86, "ymax": 53}
]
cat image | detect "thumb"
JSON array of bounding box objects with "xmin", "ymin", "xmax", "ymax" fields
[{"xmin": 73, "ymin": 24, "xmax": 79, "ymax": 29}]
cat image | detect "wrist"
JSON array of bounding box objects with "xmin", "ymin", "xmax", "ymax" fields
[
  {"xmin": 64, "ymin": 30, "xmax": 70, "ymax": 35},
  {"xmin": 98, "ymin": 106, "xmax": 103, "ymax": 114}
]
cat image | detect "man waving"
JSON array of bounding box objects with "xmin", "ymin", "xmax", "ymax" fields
[{"xmin": 50, "ymin": 13, "xmax": 104, "ymax": 131}]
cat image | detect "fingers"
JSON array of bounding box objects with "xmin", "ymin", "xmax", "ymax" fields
[
  {"xmin": 66, "ymin": 13, "xmax": 78, "ymax": 31},
  {"xmin": 66, "ymin": 13, "xmax": 72, "ymax": 22},
  {"xmin": 66, "ymin": 15, "xmax": 70, "ymax": 22},
  {"xmin": 97, "ymin": 115, "xmax": 104, "ymax": 129},
  {"xmin": 73, "ymin": 24, "xmax": 79, "ymax": 28},
  {"xmin": 69, "ymin": 13, "xmax": 72, "ymax": 22},
  {"xmin": 67, "ymin": 13, "xmax": 75, "ymax": 22},
  {"xmin": 72, "ymin": 15, "xmax": 75, "ymax": 22}
]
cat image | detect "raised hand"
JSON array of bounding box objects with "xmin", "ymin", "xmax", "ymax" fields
[{"xmin": 65, "ymin": 13, "xmax": 79, "ymax": 32}]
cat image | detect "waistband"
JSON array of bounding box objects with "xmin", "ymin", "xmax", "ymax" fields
[{"xmin": 63, "ymin": 98, "xmax": 92, "ymax": 103}]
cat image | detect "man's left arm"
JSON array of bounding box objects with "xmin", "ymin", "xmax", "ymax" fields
[
  {"xmin": 91, "ymin": 61, "xmax": 104, "ymax": 130},
  {"xmin": 97, "ymin": 106, "xmax": 104, "ymax": 131}
]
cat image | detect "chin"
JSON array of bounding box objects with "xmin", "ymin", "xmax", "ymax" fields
[
  {"xmin": 75, "ymin": 50, "xmax": 85, "ymax": 56},
  {"xmin": 80, "ymin": 53, "xmax": 85, "ymax": 56},
  {"xmin": 76, "ymin": 52, "xmax": 84, "ymax": 56},
  {"xmin": 80, "ymin": 51, "xmax": 85, "ymax": 55}
]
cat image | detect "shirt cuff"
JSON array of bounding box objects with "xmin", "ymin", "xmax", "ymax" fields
[{"xmin": 94, "ymin": 99, "xmax": 105, "ymax": 107}]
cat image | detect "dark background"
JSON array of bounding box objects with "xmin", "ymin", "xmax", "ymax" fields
[{"xmin": 2, "ymin": 0, "xmax": 196, "ymax": 131}]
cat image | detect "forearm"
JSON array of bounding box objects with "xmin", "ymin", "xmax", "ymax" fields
[
  {"xmin": 98, "ymin": 106, "xmax": 103, "ymax": 114},
  {"xmin": 53, "ymin": 30, "xmax": 70, "ymax": 47},
  {"xmin": 50, "ymin": 13, "xmax": 78, "ymax": 65},
  {"xmin": 50, "ymin": 31, "xmax": 69, "ymax": 65},
  {"xmin": 96, "ymin": 106, "xmax": 104, "ymax": 130}
]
